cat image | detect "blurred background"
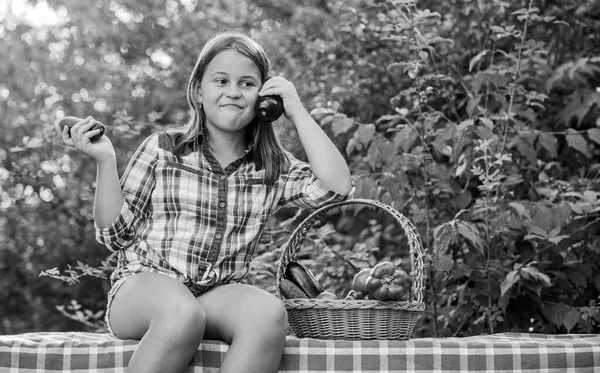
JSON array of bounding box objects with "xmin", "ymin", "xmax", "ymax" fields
[{"xmin": 1, "ymin": 0, "xmax": 599, "ymax": 337}]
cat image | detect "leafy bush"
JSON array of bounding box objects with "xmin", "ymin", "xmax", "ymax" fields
[
  {"xmin": 1, "ymin": 0, "xmax": 599, "ymax": 336},
  {"xmin": 248, "ymin": 0, "xmax": 600, "ymax": 337}
]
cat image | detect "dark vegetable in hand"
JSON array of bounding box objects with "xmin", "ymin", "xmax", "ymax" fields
[
  {"xmin": 255, "ymin": 95, "xmax": 284, "ymax": 122},
  {"xmin": 56, "ymin": 116, "xmax": 105, "ymax": 141}
]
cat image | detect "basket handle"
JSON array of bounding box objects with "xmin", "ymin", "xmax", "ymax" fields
[{"xmin": 275, "ymin": 198, "xmax": 426, "ymax": 303}]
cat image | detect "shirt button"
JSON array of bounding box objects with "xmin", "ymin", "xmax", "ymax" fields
[
  {"xmin": 215, "ymin": 233, "xmax": 222, "ymax": 239},
  {"xmin": 220, "ymin": 175, "xmax": 226, "ymax": 180},
  {"xmin": 219, "ymin": 202, "xmax": 225, "ymax": 208}
]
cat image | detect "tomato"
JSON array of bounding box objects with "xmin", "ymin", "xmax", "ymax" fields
[
  {"xmin": 351, "ymin": 267, "xmax": 372, "ymax": 293},
  {"xmin": 344, "ymin": 289, "xmax": 363, "ymax": 300},
  {"xmin": 316, "ymin": 291, "xmax": 338, "ymax": 300},
  {"xmin": 365, "ymin": 261, "xmax": 410, "ymax": 301}
]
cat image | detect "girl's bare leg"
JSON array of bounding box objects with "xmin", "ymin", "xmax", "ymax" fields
[
  {"xmin": 108, "ymin": 272, "xmax": 206, "ymax": 373},
  {"xmin": 197, "ymin": 283, "xmax": 288, "ymax": 373}
]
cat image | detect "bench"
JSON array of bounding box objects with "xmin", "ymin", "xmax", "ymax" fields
[{"xmin": 1, "ymin": 331, "xmax": 599, "ymax": 372}]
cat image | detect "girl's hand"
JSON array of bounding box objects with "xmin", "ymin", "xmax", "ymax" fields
[
  {"xmin": 59, "ymin": 116, "xmax": 115, "ymax": 163},
  {"xmin": 259, "ymin": 76, "xmax": 306, "ymax": 121}
]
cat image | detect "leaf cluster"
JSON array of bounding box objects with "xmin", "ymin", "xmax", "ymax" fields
[{"xmin": 1, "ymin": 0, "xmax": 599, "ymax": 336}]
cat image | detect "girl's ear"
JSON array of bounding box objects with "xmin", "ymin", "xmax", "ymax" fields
[{"xmin": 196, "ymin": 90, "xmax": 203, "ymax": 105}]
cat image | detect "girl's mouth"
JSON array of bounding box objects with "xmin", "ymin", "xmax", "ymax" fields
[{"xmin": 221, "ymin": 103, "xmax": 243, "ymax": 109}]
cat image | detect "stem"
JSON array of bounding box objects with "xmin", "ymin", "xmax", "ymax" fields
[
  {"xmin": 484, "ymin": 41, "xmax": 497, "ymax": 114},
  {"xmin": 323, "ymin": 244, "xmax": 358, "ymax": 271},
  {"xmin": 519, "ymin": 217, "xmax": 600, "ymax": 264},
  {"xmin": 404, "ymin": 1, "xmax": 438, "ymax": 337},
  {"xmin": 500, "ymin": 0, "xmax": 534, "ymax": 153},
  {"xmin": 428, "ymin": 266, "xmax": 439, "ymax": 337},
  {"xmin": 453, "ymin": 308, "xmax": 476, "ymax": 337},
  {"xmin": 483, "ymin": 146, "xmax": 495, "ymax": 334}
]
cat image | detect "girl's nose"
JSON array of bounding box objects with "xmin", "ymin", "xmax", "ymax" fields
[{"xmin": 225, "ymin": 86, "xmax": 242, "ymax": 98}]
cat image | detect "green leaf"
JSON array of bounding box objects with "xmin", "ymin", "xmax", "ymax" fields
[
  {"xmin": 563, "ymin": 309, "xmax": 581, "ymax": 333},
  {"xmin": 538, "ymin": 132, "xmax": 558, "ymax": 158},
  {"xmin": 453, "ymin": 190, "xmax": 472, "ymax": 210},
  {"xmin": 567, "ymin": 268, "xmax": 588, "ymax": 291},
  {"xmin": 367, "ymin": 137, "xmax": 385, "ymax": 169},
  {"xmin": 330, "ymin": 114, "xmax": 355, "ymax": 136},
  {"xmin": 387, "ymin": 61, "xmax": 417, "ymax": 73},
  {"xmin": 543, "ymin": 303, "xmax": 570, "ymax": 329},
  {"xmin": 548, "ymin": 226, "xmax": 561, "ymax": 237},
  {"xmin": 394, "ymin": 126, "xmax": 419, "ymax": 152},
  {"xmin": 408, "ymin": 68, "xmax": 419, "ymax": 79},
  {"xmin": 527, "ymin": 226, "xmax": 548, "ymax": 238},
  {"xmin": 353, "ymin": 176, "xmax": 378, "ymax": 199},
  {"xmin": 432, "ymin": 222, "xmax": 456, "ymax": 254},
  {"xmin": 588, "ymin": 128, "xmax": 600, "ymax": 145},
  {"xmin": 456, "ymin": 220, "xmax": 484, "ymax": 254},
  {"xmin": 491, "ymin": 25, "xmax": 505, "ymax": 34},
  {"xmin": 479, "ymin": 117, "xmax": 494, "ymax": 129},
  {"xmin": 547, "ymin": 58, "xmax": 600, "ymax": 93},
  {"xmin": 469, "ymin": 50, "xmax": 489, "ymax": 72},
  {"xmin": 582, "ymin": 190, "xmax": 597, "ymax": 203},
  {"xmin": 467, "ymin": 95, "xmax": 481, "ymax": 117},
  {"xmin": 310, "ymin": 107, "xmax": 336, "ymax": 119},
  {"xmin": 520, "ymin": 266, "xmax": 552, "ymax": 287},
  {"xmin": 508, "ymin": 202, "xmax": 527, "ymax": 219},
  {"xmin": 547, "ymin": 235, "xmax": 569, "ymax": 245},
  {"xmin": 560, "ymin": 90, "xmax": 600, "ymax": 126},
  {"xmin": 500, "ymin": 270, "xmax": 520, "ymax": 296},
  {"xmin": 516, "ymin": 134, "xmax": 538, "ymax": 164},
  {"xmin": 356, "ymin": 124, "xmax": 376, "ymax": 146},
  {"xmin": 433, "ymin": 254, "xmax": 453, "ymax": 273},
  {"xmin": 566, "ymin": 133, "xmax": 591, "ymax": 158}
]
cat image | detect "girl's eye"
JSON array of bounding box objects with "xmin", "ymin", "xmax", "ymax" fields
[
  {"xmin": 215, "ymin": 79, "xmax": 227, "ymax": 85},
  {"xmin": 241, "ymin": 81, "xmax": 256, "ymax": 87}
]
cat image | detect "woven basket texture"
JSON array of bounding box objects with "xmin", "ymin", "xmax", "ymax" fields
[{"xmin": 276, "ymin": 199, "xmax": 426, "ymax": 340}]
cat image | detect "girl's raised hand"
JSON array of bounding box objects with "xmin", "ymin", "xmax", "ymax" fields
[
  {"xmin": 259, "ymin": 76, "xmax": 305, "ymax": 120},
  {"xmin": 58, "ymin": 116, "xmax": 114, "ymax": 162}
]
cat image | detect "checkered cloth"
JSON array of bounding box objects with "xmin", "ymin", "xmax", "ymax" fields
[{"xmin": 1, "ymin": 332, "xmax": 599, "ymax": 372}]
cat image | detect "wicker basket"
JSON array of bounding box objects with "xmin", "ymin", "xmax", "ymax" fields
[{"xmin": 276, "ymin": 198, "xmax": 426, "ymax": 340}]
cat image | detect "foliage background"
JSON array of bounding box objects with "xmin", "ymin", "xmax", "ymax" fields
[{"xmin": 1, "ymin": 0, "xmax": 599, "ymax": 336}]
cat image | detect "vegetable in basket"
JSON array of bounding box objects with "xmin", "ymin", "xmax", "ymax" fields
[
  {"xmin": 351, "ymin": 267, "xmax": 372, "ymax": 294},
  {"xmin": 284, "ymin": 261, "xmax": 323, "ymax": 298},
  {"xmin": 279, "ymin": 279, "xmax": 309, "ymax": 299},
  {"xmin": 365, "ymin": 261, "xmax": 410, "ymax": 301},
  {"xmin": 316, "ymin": 291, "xmax": 337, "ymax": 300}
]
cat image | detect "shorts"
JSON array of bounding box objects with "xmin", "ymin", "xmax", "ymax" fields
[
  {"xmin": 104, "ymin": 276, "xmax": 130, "ymax": 338},
  {"xmin": 104, "ymin": 273, "xmax": 220, "ymax": 338}
]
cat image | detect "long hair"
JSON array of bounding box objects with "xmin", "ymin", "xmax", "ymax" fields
[{"xmin": 173, "ymin": 30, "xmax": 289, "ymax": 185}]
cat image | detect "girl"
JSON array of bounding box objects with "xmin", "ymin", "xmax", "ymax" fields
[{"xmin": 60, "ymin": 30, "xmax": 353, "ymax": 373}]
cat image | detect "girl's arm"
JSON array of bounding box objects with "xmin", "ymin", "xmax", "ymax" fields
[
  {"xmin": 94, "ymin": 156, "xmax": 125, "ymax": 228},
  {"xmin": 286, "ymin": 108, "xmax": 353, "ymax": 194},
  {"xmin": 259, "ymin": 78, "xmax": 353, "ymax": 195}
]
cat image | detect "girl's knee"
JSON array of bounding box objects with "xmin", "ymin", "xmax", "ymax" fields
[
  {"xmin": 158, "ymin": 298, "xmax": 206, "ymax": 341},
  {"xmin": 114, "ymin": 272, "xmax": 206, "ymax": 342},
  {"xmin": 246, "ymin": 296, "xmax": 289, "ymax": 338}
]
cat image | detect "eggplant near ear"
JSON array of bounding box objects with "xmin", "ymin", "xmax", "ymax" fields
[{"xmin": 256, "ymin": 95, "xmax": 284, "ymax": 122}]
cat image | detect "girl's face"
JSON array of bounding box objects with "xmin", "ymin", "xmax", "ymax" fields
[{"xmin": 198, "ymin": 49, "xmax": 262, "ymax": 138}]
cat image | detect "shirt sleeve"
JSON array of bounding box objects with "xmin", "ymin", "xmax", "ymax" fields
[
  {"xmin": 95, "ymin": 133, "xmax": 159, "ymax": 251},
  {"xmin": 277, "ymin": 153, "xmax": 355, "ymax": 209}
]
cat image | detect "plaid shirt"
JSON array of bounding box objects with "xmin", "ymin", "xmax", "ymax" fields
[{"xmin": 96, "ymin": 131, "xmax": 353, "ymax": 290}]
